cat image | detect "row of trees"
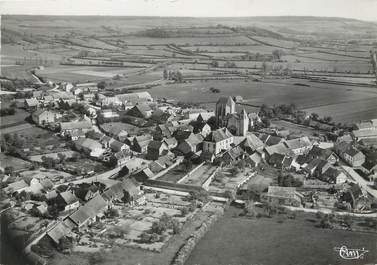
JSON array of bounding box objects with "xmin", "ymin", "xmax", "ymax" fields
[{"xmin": 163, "ymin": 69, "xmax": 183, "ymax": 82}]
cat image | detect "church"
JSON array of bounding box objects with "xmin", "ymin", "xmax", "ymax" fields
[{"xmin": 215, "ymin": 96, "xmax": 249, "ymax": 136}]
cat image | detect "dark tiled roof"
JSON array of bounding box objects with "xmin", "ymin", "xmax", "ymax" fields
[{"xmin": 205, "ymin": 128, "xmax": 233, "ymax": 143}]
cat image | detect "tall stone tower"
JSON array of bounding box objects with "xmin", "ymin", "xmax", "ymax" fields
[
  {"xmin": 215, "ymin": 96, "xmax": 235, "ymax": 127},
  {"xmin": 240, "ymin": 109, "xmax": 249, "ymax": 136}
]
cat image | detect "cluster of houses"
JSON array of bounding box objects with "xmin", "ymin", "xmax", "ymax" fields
[
  {"xmin": 3, "ymin": 80, "xmax": 377, "ymax": 260},
  {"xmin": 46, "ymin": 177, "xmax": 144, "ymax": 246}
]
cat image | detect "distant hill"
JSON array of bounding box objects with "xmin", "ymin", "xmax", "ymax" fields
[{"xmin": 2, "ymin": 15, "xmax": 377, "ymax": 41}]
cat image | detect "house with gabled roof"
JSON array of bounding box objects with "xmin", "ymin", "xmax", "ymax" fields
[
  {"xmin": 148, "ymin": 153, "xmax": 176, "ymax": 174},
  {"xmin": 304, "ymin": 145, "xmax": 338, "ymax": 165},
  {"xmin": 132, "ymin": 168, "xmax": 155, "ymax": 182},
  {"xmin": 74, "ymin": 183, "xmax": 100, "ymax": 202},
  {"xmin": 74, "ymin": 138, "xmax": 104, "ymax": 158},
  {"xmin": 47, "ymin": 223, "xmax": 72, "ymax": 245},
  {"xmin": 127, "ymin": 104, "xmax": 153, "ymax": 119},
  {"xmin": 132, "ymin": 134, "xmax": 153, "ymax": 153},
  {"xmin": 109, "ymin": 139, "xmax": 129, "ymax": 153},
  {"xmin": 60, "ymin": 120, "xmax": 92, "ymax": 138},
  {"xmin": 335, "ymin": 141, "xmax": 365, "ymax": 167},
  {"xmin": 122, "ymin": 158, "xmax": 145, "ymax": 175},
  {"xmin": 24, "ymin": 98, "xmax": 39, "ymax": 110},
  {"xmin": 65, "ymin": 195, "xmax": 107, "ymax": 228},
  {"xmin": 192, "ymin": 122, "xmax": 211, "ymax": 137},
  {"xmin": 114, "ymin": 150, "xmax": 130, "ymax": 166},
  {"xmin": 221, "ymin": 145, "xmax": 245, "ymax": 165},
  {"xmin": 319, "ymin": 167, "xmax": 347, "ymax": 184},
  {"xmin": 203, "ymin": 128, "xmax": 234, "ymax": 155},
  {"xmin": 56, "ymin": 191, "xmax": 80, "ymax": 211},
  {"xmin": 121, "ymin": 178, "xmax": 144, "ymax": 205},
  {"xmin": 260, "ymin": 134, "xmax": 284, "ymax": 146},
  {"xmin": 101, "ymin": 182, "xmax": 125, "ymax": 204},
  {"xmin": 155, "ymin": 124, "xmax": 176, "ymax": 139},
  {"xmin": 246, "ymin": 152, "xmax": 262, "ymax": 167},
  {"xmin": 261, "ymin": 186, "xmax": 303, "ymax": 207},
  {"xmin": 264, "ymin": 143, "xmax": 290, "ymax": 157},
  {"xmin": 32, "ymin": 109, "xmax": 56, "ymax": 125},
  {"xmin": 240, "ymin": 133, "xmax": 264, "ymax": 154},
  {"xmin": 177, "ymin": 133, "xmax": 204, "ymax": 155}
]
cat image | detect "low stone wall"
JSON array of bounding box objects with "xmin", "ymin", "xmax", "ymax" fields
[
  {"xmin": 177, "ymin": 162, "xmax": 206, "ymax": 184},
  {"xmin": 145, "ymin": 179, "xmax": 204, "ymax": 193},
  {"xmin": 171, "ymin": 210, "xmax": 224, "ymax": 265}
]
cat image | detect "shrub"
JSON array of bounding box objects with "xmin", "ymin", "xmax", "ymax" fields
[{"xmin": 180, "ymin": 207, "xmax": 189, "ymax": 216}]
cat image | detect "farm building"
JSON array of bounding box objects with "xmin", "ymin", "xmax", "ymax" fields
[{"xmin": 261, "ymin": 186, "xmax": 303, "ymax": 207}]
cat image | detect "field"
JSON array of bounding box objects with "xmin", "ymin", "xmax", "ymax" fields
[
  {"xmin": 2, "ymin": 16, "xmax": 377, "ymax": 124},
  {"xmin": 0, "ymin": 109, "xmax": 29, "ymax": 128},
  {"xmin": 186, "ymin": 207, "xmax": 377, "ymax": 265},
  {"xmin": 0, "ymin": 153, "xmax": 32, "ymax": 172},
  {"xmin": 149, "ymin": 78, "xmax": 377, "ymax": 123},
  {"xmin": 271, "ymin": 119, "xmax": 322, "ymax": 137}
]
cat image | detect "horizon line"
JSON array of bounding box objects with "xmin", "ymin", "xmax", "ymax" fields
[{"xmin": 2, "ymin": 14, "xmax": 376, "ymax": 23}]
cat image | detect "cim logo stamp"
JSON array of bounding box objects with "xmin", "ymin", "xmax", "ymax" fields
[{"xmin": 334, "ymin": 245, "xmax": 369, "ymax": 260}]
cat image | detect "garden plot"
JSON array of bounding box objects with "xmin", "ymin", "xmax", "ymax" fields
[
  {"xmin": 209, "ymin": 167, "xmax": 255, "ymax": 193},
  {"xmin": 75, "ymin": 192, "xmax": 196, "ymax": 253},
  {"xmin": 179, "ymin": 164, "xmax": 217, "ymax": 186},
  {"xmin": 19, "ymin": 168, "xmax": 73, "ymax": 183},
  {"xmin": 156, "ymin": 164, "xmax": 188, "ymax": 183}
]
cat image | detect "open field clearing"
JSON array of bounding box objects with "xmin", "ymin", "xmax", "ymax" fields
[
  {"xmin": 303, "ymin": 97, "xmax": 377, "ymax": 123},
  {"xmin": 186, "ymin": 207, "xmax": 377, "ymax": 265},
  {"xmin": 0, "ymin": 153, "xmax": 32, "ymax": 172},
  {"xmin": 271, "ymin": 120, "xmax": 321, "ymax": 136},
  {"xmin": 0, "ymin": 109, "xmax": 29, "ymax": 127}
]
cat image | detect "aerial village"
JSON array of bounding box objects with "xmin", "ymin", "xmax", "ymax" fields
[{"xmin": 1, "ymin": 79, "xmax": 377, "ymax": 265}]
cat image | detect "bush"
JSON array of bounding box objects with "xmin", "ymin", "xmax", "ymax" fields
[
  {"xmin": 180, "ymin": 207, "xmax": 189, "ymax": 216},
  {"xmin": 319, "ymin": 214, "xmax": 333, "ymax": 229},
  {"xmin": 106, "ymin": 208, "xmax": 119, "ymax": 218},
  {"xmin": 31, "ymin": 237, "xmax": 55, "ymax": 257}
]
